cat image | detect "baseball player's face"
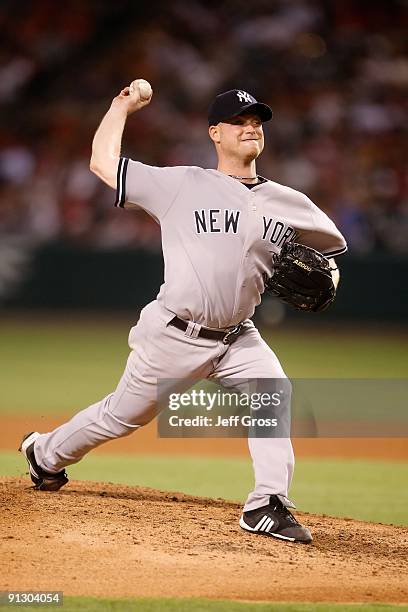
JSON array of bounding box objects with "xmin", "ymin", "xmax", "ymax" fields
[{"xmin": 210, "ymin": 113, "xmax": 264, "ymax": 162}]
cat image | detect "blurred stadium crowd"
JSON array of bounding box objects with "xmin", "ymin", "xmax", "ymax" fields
[{"xmin": 0, "ymin": 0, "xmax": 407, "ymax": 254}]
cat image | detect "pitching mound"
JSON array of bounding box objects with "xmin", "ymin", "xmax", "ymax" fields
[{"xmin": 1, "ymin": 477, "xmax": 407, "ymax": 604}]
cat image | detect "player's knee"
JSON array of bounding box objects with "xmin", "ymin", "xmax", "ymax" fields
[{"xmin": 106, "ymin": 406, "xmax": 157, "ymax": 431}]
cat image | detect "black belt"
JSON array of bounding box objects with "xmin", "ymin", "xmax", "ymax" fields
[{"xmin": 169, "ymin": 316, "xmax": 245, "ymax": 345}]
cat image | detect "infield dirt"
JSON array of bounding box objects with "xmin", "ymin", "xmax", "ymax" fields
[
  {"xmin": 1, "ymin": 415, "xmax": 408, "ymax": 460},
  {"xmin": 1, "ymin": 477, "xmax": 407, "ymax": 604}
]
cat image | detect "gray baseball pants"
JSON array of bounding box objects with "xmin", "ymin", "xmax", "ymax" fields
[{"xmin": 34, "ymin": 300, "xmax": 294, "ymax": 511}]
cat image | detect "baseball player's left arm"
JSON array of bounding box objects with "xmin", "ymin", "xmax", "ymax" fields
[
  {"xmin": 294, "ymin": 195, "xmax": 346, "ymax": 289},
  {"xmin": 294, "ymin": 194, "xmax": 347, "ymax": 257}
]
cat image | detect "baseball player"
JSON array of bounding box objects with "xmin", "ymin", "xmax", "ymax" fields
[{"xmin": 20, "ymin": 82, "xmax": 347, "ymax": 544}]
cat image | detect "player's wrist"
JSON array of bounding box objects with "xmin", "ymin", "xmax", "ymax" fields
[{"xmin": 109, "ymin": 100, "xmax": 131, "ymax": 118}]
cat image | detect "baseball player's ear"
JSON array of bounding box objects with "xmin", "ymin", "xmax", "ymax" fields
[{"xmin": 209, "ymin": 125, "xmax": 220, "ymax": 144}]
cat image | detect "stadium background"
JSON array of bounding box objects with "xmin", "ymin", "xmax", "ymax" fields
[{"xmin": 0, "ymin": 1, "xmax": 407, "ymax": 610}]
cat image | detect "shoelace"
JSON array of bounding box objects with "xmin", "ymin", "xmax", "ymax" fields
[{"xmin": 271, "ymin": 501, "xmax": 299, "ymax": 525}]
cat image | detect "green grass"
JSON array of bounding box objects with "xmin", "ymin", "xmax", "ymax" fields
[
  {"xmin": 2, "ymin": 451, "xmax": 407, "ymax": 525},
  {"xmin": 0, "ymin": 318, "xmax": 131, "ymax": 414},
  {"xmin": 0, "ymin": 597, "xmax": 406, "ymax": 611},
  {"xmin": 0, "ymin": 319, "xmax": 407, "ymax": 414}
]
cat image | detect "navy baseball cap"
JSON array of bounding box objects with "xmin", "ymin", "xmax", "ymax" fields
[{"xmin": 208, "ymin": 89, "xmax": 273, "ymax": 126}]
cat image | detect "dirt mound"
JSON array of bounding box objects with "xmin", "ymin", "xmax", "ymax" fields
[{"xmin": 1, "ymin": 477, "xmax": 407, "ymax": 603}]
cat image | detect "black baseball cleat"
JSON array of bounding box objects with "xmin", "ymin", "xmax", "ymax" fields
[
  {"xmin": 19, "ymin": 432, "xmax": 68, "ymax": 491},
  {"xmin": 239, "ymin": 494, "xmax": 312, "ymax": 543}
]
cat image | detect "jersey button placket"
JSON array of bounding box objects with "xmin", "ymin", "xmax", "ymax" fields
[
  {"xmin": 230, "ymin": 198, "xmax": 250, "ymax": 322},
  {"xmin": 235, "ymin": 198, "xmax": 257, "ymax": 320}
]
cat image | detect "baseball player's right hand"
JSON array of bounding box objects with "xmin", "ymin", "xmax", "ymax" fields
[{"xmin": 110, "ymin": 80, "xmax": 153, "ymax": 116}]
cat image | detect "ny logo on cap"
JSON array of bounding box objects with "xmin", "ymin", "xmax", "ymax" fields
[{"xmin": 236, "ymin": 90, "xmax": 254, "ymax": 103}]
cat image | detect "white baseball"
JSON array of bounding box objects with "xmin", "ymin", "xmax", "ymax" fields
[{"xmin": 129, "ymin": 79, "xmax": 152, "ymax": 100}]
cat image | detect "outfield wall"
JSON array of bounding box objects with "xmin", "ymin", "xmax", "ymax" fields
[{"xmin": 2, "ymin": 244, "xmax": 407, "ymax": 322}]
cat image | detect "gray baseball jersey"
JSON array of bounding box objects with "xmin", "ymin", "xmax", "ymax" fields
[{"xmin": 116, "ymin": 158, "xmax": 347, "ymax": 329}]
